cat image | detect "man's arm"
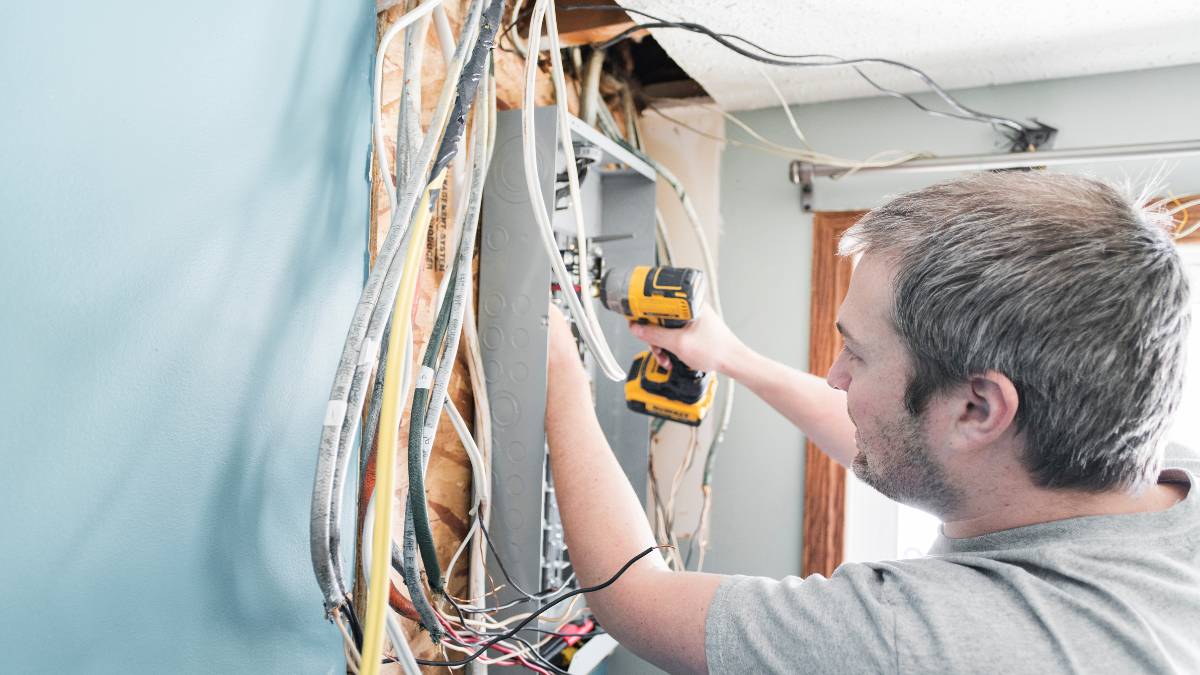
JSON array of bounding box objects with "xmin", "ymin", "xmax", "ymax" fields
[
  {"xmin": 630, "ymin": 310, "xmax": 858, "ymax": 467},
  {"xmin": 545, "ymin": 306, "xmax": 722, "ymax": 674}
]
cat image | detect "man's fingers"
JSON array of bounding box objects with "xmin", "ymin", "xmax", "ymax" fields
[
  {"xmin": 630, "ymin": 322, "xmax": 672, "ymax": 346},
  {"xmin": 650, "ymin": 346, "xmax": 671, "ymax": 369}
]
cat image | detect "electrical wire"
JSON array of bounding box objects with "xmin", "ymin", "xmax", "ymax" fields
[
  {"xmin": 405, "ymin": 94, "xmax": 489, "ymax": 595},
  {"xmin": 404, "ymin": 268, "xmax": 459, "ymax": 595},
  {"xmin": 310, "ymin": 0, "xmax": 488, "ymax": 614},
  {"xmin": 443, "ymin": 399, "xmax": 488, "ymax": 578},
  {"xmin": 565, "ymin": 4, "xmax": 1032, "ymax": 142},
  {"xmin": 439, "ymin": 599, "xmax": 579, "ymax": 672},
  {"xmin": 654, "ymin": 208, "xmax": 676, "ymax": 266},
  {"xmin": 653, "ymin": 101, "xmax": 927, "ymax": 170},
  {"xmin": 503, "ymin": 0, "xmax": 529, "ymax": 57},
  {"xmin": 395, "ymin": 1, "xmax": 428, "ymax": 202},
  {"xmin": 546, "ymin": 2, "xmax": 621, "ymax": 382},
  {"xmin": 437, "ymin": 617, "xmax": 561, "ymax": 674},
  {"xmin": 460, "ymin": 89, "xmax": 496, "ymax": 668},
  {"xmin": 314, "ymin": 0, "xmax": 501, "ymax": 620},
  {"xmin": 413, "ymin": 546, "xmax": 662, "ymax": 668},
  {"xmin": 579, "ymin": 48, "xmax": 606, "ymax": 127},
  {"xmin": 423, "ymin": 96, "xmax": 492, "ymax": 603},
  {"xmin": 522, "ymin": 0, "xmax": 626, "ymax": 382},
  {"xmin": 1168, "ymin": 197, "xmax": 1200, "ymax": 216},
  {"xmin": 374, "ymin": 0, "xmax": 452, "ymax": 216},
  {"xmin": 399, "ymin": 14, "xmax": 500, "ymax": 631},
  {"xmin": 361, "ymin": 492, "xmax": 423, "ymax": 675},
  {"xmin": 360, "ymin": 176, "xmax": 440, "ymax": 675},
  {"xmin": 335, "ymin": 609, "xmax": 362, "ymax": 673},
  {"xmin": 1171, "ymin": 201, "xmax": 1196, "ymax": 239},
  {"xmin": 404, "ymin": 30, "xmax": 499, "ymax": 645}
]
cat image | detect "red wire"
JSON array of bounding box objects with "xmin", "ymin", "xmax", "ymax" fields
[{"xmin": 436, "ymin": 614, "xmax": 553, "ymax": 675}]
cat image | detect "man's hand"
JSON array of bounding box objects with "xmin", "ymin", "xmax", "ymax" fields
[
  {"xmin": 631, "ymin": 305, "xmax": 860, "ymax": 467},
  {"xmin": 629, "ymin": 307, "xmax": 746, "ymax": 374}
]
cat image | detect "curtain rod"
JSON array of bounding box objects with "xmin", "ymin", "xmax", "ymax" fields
[{"xmin": 789, "ymin": 139, "xmax": 1200, "ymax": 210}]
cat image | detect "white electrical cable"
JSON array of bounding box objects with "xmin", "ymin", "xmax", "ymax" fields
[
  {"xmin": 522, "ymin": 0, "xmax": 625, "ymax": 381},
  {"xmin": 432, "ymin": 5, "xmax": 455, "ymax": 62},
  {"xmin": 443, "ymin": 398, "xmax": 488, "ymax": 579},
  {"xmin": 544, "ymin": 2, "xmax": 621, "ymax": 381},
  {"xmin": 691, "ymin": 102, "xmax": 926, "ymax": 170},
  {"xmin": 374, "ymin": 0, "xmax": 452, "ymax": 215},
  {"xmin": 756, "ymin": 64, "xmax": 812, "ymax": 150},
  {"xmin": 506, "ymin": 0, "xmax": 528, "ymax": 57},
  {"xmin": 1167, "ymin": 197, "xmax": 1200, "ymax": 217},
  {"xmin": 654, "ymin": 208, "xmax": 676, "ymax": 266}
]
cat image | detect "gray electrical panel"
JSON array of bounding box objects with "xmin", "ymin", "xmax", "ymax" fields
[{"xmin": 479, "ymin": 107, "xmax": 657, "ymax": 603}]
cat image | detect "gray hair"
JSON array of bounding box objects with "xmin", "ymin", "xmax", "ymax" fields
[{"xmin": 841, "ymin": 171, "xmax": 1190, "ymax": 492}]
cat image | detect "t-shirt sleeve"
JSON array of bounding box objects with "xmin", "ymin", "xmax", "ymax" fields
[{"xmin": 704, "ymin": 566, "xmax": 897, "ymax": 674}]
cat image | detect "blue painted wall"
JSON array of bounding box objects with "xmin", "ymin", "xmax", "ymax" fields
[{"xmin": 0, "ymin": 2, "xmax": 373, "ymax": 672}]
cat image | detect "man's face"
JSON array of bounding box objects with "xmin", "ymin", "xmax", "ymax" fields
[{"xmin": 826, "ymin": 254, "xmax": 962, "ymax": 516}]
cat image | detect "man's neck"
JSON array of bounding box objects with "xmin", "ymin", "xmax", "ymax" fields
[{"xmin": 941, "ymin": 477, "xmax": 1187, "ymax": 539}]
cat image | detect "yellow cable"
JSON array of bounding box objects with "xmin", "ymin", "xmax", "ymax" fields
[{"xmin": 360, "ymin": 173, "xmax": 444, "ymax": 675}]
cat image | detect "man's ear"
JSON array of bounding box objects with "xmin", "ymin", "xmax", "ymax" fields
[{"xmin": 956, "ymin": 371, "xmax": 1020, "ymax": 446}]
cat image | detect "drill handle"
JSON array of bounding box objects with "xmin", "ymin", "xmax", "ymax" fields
[{"xmin": 662, "ymin": 349, "xmax": 704, "ymax": 380}]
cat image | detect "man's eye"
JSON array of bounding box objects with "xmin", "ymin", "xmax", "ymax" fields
[{"xmin": 843, "ymin": 347, "xmax": 861, "ymax": 363}]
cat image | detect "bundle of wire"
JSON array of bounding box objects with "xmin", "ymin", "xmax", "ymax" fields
[
  {"xmin": 561, "ymin": 4, "xmax": 1041, "ymax": 148},
  {"xmin": 311, "ymin": 1, "xmax": 658, "ymax": 672},
  {"xmin": 308, "ymin": 0, "xmax": 505, "ymax": 670}
]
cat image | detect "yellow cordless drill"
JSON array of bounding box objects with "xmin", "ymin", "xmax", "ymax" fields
[{"xmin": 599, "ymin": 265, "xmax": 718, "ymax": 426}]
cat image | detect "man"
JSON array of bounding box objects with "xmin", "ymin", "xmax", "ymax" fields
[{"xmin": 543, "ymin": 171, "xmax": 1200, "ymax": 673}]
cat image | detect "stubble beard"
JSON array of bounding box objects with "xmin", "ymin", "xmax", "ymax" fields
[{"xmin": 851, "ymin": 411, "xmax": 962, "ymax": 517}]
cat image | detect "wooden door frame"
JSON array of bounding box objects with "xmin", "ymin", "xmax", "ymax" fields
[{"xmin": 802, "ymin": 210, "xmax": 865, "ymax": 577}]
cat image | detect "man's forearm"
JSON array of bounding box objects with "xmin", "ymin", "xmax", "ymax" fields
[
  {"xmin": 544, "ymin": 339, "xmax": 720, "ymax": 673},
  {"xmin": 722, "ymin": 342, "xmax": 858, "ymax": 467},
  {"xmin": 545, "ymin": 343, "xmax": 665, "ymax": 586}
]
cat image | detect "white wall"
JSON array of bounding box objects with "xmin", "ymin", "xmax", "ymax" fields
[{"xmin": 719, "ymin": 63, "xmax": 1200, "ymax": 570}]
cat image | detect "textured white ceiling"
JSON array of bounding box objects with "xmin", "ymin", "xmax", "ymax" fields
[{"xmin": 618, "ymin": 0, "xmax": 1200, "ymax": 111}]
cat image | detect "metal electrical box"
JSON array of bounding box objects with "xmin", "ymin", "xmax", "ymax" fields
[{"xmin": 479, "ymin": 106, "xmax": 657, "ymax": 601}]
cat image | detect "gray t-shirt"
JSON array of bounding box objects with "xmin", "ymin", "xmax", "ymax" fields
[{"xmin": 705, "ymin": 455, "xmax": 1200, "ymax": 674}]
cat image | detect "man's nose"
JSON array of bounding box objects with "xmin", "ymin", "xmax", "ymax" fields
[{"xmin": 826, "ymin": 351, "xmax": 850, "ymax": 391}]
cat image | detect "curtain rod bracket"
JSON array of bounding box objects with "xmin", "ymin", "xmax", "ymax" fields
[{"xmin": 789, "ymin": 160, "xmax": 815, "ymax": 212}]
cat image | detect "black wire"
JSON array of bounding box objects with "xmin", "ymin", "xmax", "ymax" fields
[
  {"xmin": 381, "ymin": 632, "xmax": 570, "ymax": 674},
  {"xmin": 445, "ymin": 592, "xmax": 610, "ymax": 643},
  {"xmin": 476, "ymin": 519, "xmax": 555, "ymax": 600},
  {"xmin": 413, "ymin": 546, "xmax": 663, "ymax": 668},
  {"xmin": 560, "ymin": 4, "xmax": 1029, "ymax": 140},
  {"xmin": 442, "ymin": 571, "xmax": 573, "ymax": 616},
  {"xmin": 496, "ymin": 3, "xmax": 536, "ymax": 54},
  {"xmin": 341, "ymin": 597, "xmax": 364, "ymax": 649},
  {"xmin": 434, "ymin": 591, "xmax": 574, "ymax": 674}
]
